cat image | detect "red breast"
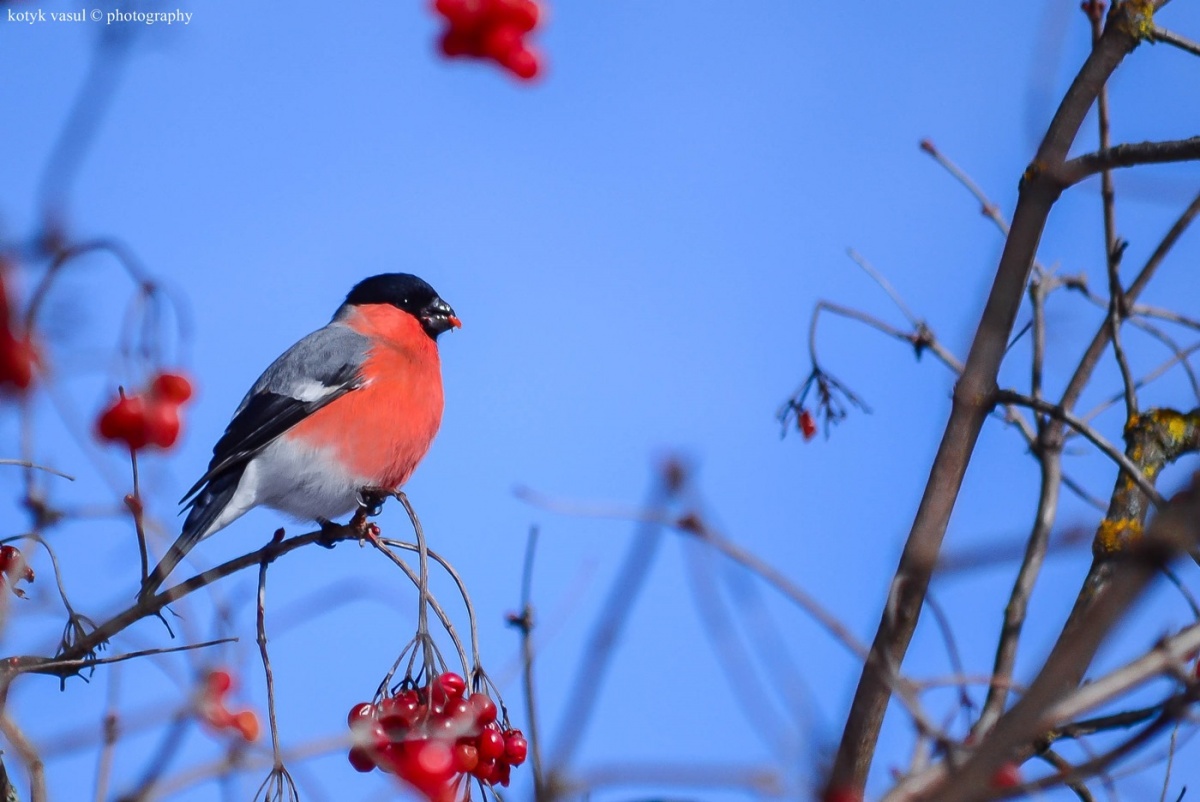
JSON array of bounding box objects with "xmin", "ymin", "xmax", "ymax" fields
[{"xmin": 286, "ymin": 304, "xmax": 444, "ymax": 489}]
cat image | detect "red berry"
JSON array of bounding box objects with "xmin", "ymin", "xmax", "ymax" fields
[
  {"xmin": 0, "ymin": 545, "xmax": 20, "ymax": 577},
  {"xmin": 144, "ymin": 400, "xmax": 181, "ymax": 448},
  {"xmin": 436, "ymin": 672, "xmax": 467, "ymax": 701},
  {"xmin": 97, "ymin": 394, "xmax": 149, "ymax": 450},
  {"xmin": 234, "ymin": 710, "xmax": 261, "ymax": 741},
  {"xmin": 497, "ymin": 0, "xmax": 538, "ymax": 31},
  {"xmin": 471, "ymin": 757, "xmax": 496, "ymax": 780},
  {"xmin": 482, "ymin": 23, "xmax": 522, "ymax": 61},
  {"xmin": 397, "ymin": 740, "xmax": 456, "ymax": 796},
  {"xmin": 468, "ymin": 693, "xmax": 497, "ymax": 725},
  {"xmin": 489, "ymin": 759, "xmax": 511, "ymax": 787},
  {"xmin": 347, "ymin": 702, "xmax": 376, "ymax": 729},
  {"xmin": 379, "ymin": 693, "xmax": 421, "ymax": 731},
  {"xmin": 822, "ymin": 788, "xmax": 864, "ymax": 802},
  {"xmin": 440, "ymin": 28, "xmax": 476, "ymax": 57},
  {"xmin": 429, "ymin": 713, "xmax": 459, "ymax": 739},
  {"xmin": 477, "ymin": 728, "xmax": 505, "ymax": 760},
  {"xmin": 348, "ymin": 745, "xmax": 375, "ymax": 773},
  {"xmin": 0, "ymin": 332, "xmax": 36, "ymax": 391},
  {"xmin": 372, "ymin": 741, "xmax": 402, "ymax": 774},
  {"xmin": 434, "ymin": 0, "xmax": 476, "ymax": 25},
  {"xmin": 504, "ymin": 45, "xmax": 540, "ymax": 80},
  {"xmin": 453, "ymin": 741, "xmax": 479, "ymax": 773},
  {"xmin": 151, "ymin": 371, "xmax": 193, "ymax": 403},
  {"xmin": 206, "ymin": 669, "xmax": 233, "ymax": 697},
  {"xmin": 799, "ymin": 408, "xmax": 817, "ymax": 440},
  {"xmin": 990, "ymin": 762, "xmax": 1022, "ymax": 789},
  {"xmin": 503, "ymin": 729, "xmax": 528, "ymax": 765}
]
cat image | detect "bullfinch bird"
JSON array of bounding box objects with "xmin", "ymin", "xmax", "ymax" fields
[{"xmin": 139, "ymin": 273, "xmax": 460, "ymax": 598}]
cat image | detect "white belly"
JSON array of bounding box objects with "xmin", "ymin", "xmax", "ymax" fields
[{"xmin": 205, "ymin": 436, "xmax": 367, "ymax": 536}]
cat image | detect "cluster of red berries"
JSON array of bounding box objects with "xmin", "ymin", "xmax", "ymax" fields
[
  {"xmin": 432, "ymin": 0, "xmax": 544, "ymax": 80},
  {"xmin": 0, "ymin": 544, "xmax": 34, "ymax": 599},
  {"xmin": 96, "ymin": 372, "xmax": 193, "ymax": 451},
  {"xmin": 347, "ymin": 672, "xmax": 526, "ymax": 801},
  {"xmin": 0, "ymin": 268, "xmax": 37, "ymax": 394},
  {"xmin": 197, "ymin": 669, "xmax": 261, "ymax": 742}
]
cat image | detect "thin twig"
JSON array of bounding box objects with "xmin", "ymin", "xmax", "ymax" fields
[
  {"xmin": 0, "ymin": 711, "xmax": 48, "ymax": 802},
  {"xmin": 515, "ymin": 527, "xmax": 545, "ymax": 800},
  {"xmin": 994, "ymin": 390, "xmax": 1166, "ymax": 508},
  {"xmin": 1151, "ymin": 25, "xmax": 1200, "ymax": 56},
  {"xmin": 93, "ymin": 670, "xmax": 120, "ymax": 802},
  {"xmin": 0, "ymin": 459, "xmax": 74, "ymax": 480},
  {"xmin": 1056, "ymin": 136, "xmax": 1200, "ymax": 187},
  {"xmin": 846, "ymin": 248, "xmax": 922, "ymax": 327},
  {"xmin": 1086, "ymin": 3, "xmax": 1138, "ymax": 421},
  {"xmin": 976, "ymin": 448, "xmax": 1062, "ymax": 735},
  {"xmin": 257, "ymin": 546, "xmax": 285, "ymax": 777}
]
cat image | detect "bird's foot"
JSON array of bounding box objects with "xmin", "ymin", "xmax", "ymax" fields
[
  {"xmin": 316, "ymin": 518, "xmax": 341, "ymax": 549},
  {"xmin": 355, "ymin": 487, "xmax": 390, "ymax": 517}
]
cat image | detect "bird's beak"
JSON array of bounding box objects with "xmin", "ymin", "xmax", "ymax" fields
[{"xmin": 421, "ymin": 298, "xmax": 462, "ymax": 337}]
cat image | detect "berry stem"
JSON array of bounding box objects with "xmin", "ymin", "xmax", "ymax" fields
[
  {"xmin": 126, "ymin": 438, "xmax": 150, "ymax": 586},
  {"xmin": 256, "ymin": 552, "xmax": 286, "ymax": 774}
]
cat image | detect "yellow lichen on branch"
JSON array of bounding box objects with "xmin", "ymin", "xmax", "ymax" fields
[
  {"xmin": 1119, "ymin": 0, "xmax": 1156, "ymax": 42},
  {"xmin": 1093, "ymin": 408, "xmax": 1200, "ymax": 556},
  {"xmin": 1094, "ymin": 517, "xmax": 1143, "ymax": 554}
]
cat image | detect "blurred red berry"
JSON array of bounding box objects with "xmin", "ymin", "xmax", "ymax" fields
[
  {"xmin": 453, "ymin": 741, "xmax": 479, "ymax": 773},
  {"xmin": 990, "ymin": 761, "xmax": 1022, "ymax": 789},
  {"xmin": 822, "ymin": 788, "xmax": 864, "ymax": 802},
  {"xmin": 0, "ymin": 545, "xmax": 17, "ymax": 575},
  {"xmin": 144, "ymin": 400, "xmax": 181, "ymax": 448},
  {"xmin": 482, "ymin": 23, "xmax": 522, "ymax": 60},
  {"xmin": 504, "ymin": 0, "xmax": 539, "ymax": 31},
  {"xmin": 234, "ymin": 710, "xmax": 261, "ymax": 741},
  {"xmin": 440, "ymin": 29, "xmax": 476, "ymax": 57},
  {"xmin": 397, "ymin": 740, "xmax": 456, "ymax": 800},
  {"xmin": 151, "ymin": 371, "xmax": 193, "ymax": 403},
  {"xmin": 206, "ymin": 669, "xmax": 233, "ymax": 697},
  {"xmin": 799, "ymin": 408, "xmax": 817, "ymax": 440},
  {"xmin": 432, "ymin": 0, "xmax": 544, "ymax": 80},
  {"xmin": 97, "ymin": 394, "xmax": 149, "ymax": 451},
  {"xmin": 348, "ymin": 745, "xmax": 376, "ymax": 773},
  {"xmin": 433, "ymin": 0, "xmax": 475, "ymax": 26},
  {"xmin": 504, "ymin": 46, "xmax": 539, "ymax": 80},
  {"xmin": 0, "ymin": 545, "xmax": 33, "ymax": 597},
  {"xmin": 0, "ymin": 332, "xmax": 36, "ymax": 392}
]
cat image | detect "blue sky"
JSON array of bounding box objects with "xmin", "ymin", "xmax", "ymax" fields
[{"xmin": 3, "ymin": 2, "xmax": 1200, "ymax": 800}]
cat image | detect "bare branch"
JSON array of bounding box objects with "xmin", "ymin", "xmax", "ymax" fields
[
  {"xmin": 1057, "ymin": 136, "xmax": 1200, "ymax": 187},
  {"xmin": 830, "ymin": 11, "xmax": 1151, "ymax": 789},
  {"xmin": 1151, "ymin": 25, "xmax": 1200, "ymax": 57}
]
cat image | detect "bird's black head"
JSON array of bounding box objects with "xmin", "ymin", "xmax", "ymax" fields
[{"xmin": 342, "ymin": 273, "xmax": 461, "ymax": 339}]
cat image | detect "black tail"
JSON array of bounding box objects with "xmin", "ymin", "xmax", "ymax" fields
[{"xmin": 139, "ymin": 468, "xmax": 243, "ymax": 600}]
